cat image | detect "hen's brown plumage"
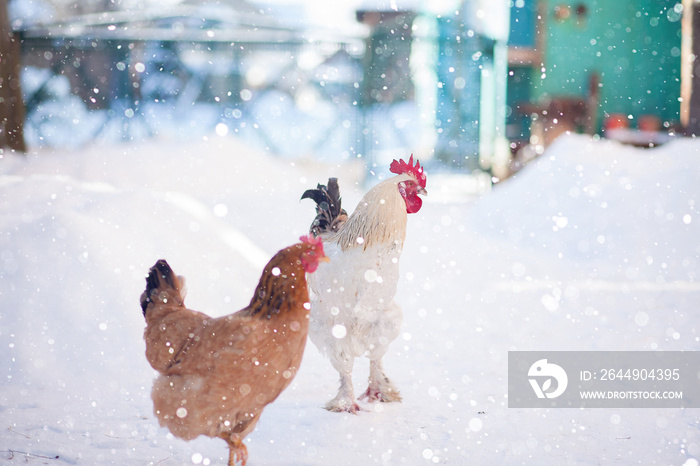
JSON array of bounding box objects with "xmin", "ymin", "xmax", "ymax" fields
[{"xmin": 141, "ymin": 237, "xmax": 327, "ymax": 465}]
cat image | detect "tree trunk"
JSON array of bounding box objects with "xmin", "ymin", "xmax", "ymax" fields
[{"xmin": 0, "ymin": 0, "xmax": 27, "ymax": 153}]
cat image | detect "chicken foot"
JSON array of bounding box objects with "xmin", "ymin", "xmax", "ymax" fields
[
  {"xmin": 326, "ymin": 364, "xmax": 365, "ymax": 414},
  {"xmin": 359, "ymin": 359, "xmax": 402, "ymax": 403},
  {"xmin": 220, "ymin": 433, "xmax": 248, "ymax": 466}
]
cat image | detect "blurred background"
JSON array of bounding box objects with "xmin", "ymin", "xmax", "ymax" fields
[{"xmin": 1, "ymin": 0, "xmax": 694, "ymax": 181}]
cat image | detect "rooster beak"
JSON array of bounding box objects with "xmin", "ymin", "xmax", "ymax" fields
[
  {"xmin": 418, "ymin": 186, "xmax": 428, "ymax": 196},
  {"xmin": 320, "ymin": 255, "xmax": 330, "ymax": 263}
]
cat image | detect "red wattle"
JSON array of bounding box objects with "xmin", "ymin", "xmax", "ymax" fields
[{"xmin": 405, "ymin": 194, "xmax": 423, "ymax": 214}]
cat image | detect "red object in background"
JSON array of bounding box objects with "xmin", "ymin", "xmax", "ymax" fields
[
  {"xmin": 638, "ymin": 115, "xmax": 661, "ymax": 132},
  {"xmin": 604, "ymin": 113, "xmax": 629, "ymax": 131}
]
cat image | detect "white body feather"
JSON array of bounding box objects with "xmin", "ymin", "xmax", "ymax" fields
[
  {"xmin": 307, "ymin": 174, "xmax": 413, "ymax": 410},
  {"xmin": 308, "ymin": 239, "xmax": 403, "ymax": 364}
]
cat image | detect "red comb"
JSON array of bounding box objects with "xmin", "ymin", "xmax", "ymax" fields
[
  {"xmin": 389, "ymin": 154, "xmax": 427, "ymax": 189},
  {"xmin": 300, "ymin": 235, "xmax": 323, "ymax": 246}
]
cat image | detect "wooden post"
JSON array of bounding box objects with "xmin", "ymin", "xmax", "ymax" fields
[
  {"xmin": 689, "ymin": 2, "xmax": 700, "ymax": 135},
  {"xmin": 0, "ymin": 0, "xmax": 27, "ymax": 153},
  {"xmin": 682, "ymin": 0, "xmax": 700, "ymax": 135}
]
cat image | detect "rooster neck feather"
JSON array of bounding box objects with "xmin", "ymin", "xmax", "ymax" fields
[{"xmin": 331, "ymin": 175, "xmax": 409, "ymax": 251}]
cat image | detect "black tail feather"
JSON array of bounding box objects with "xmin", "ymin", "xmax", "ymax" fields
[
  {"xmin": 140, "ymin": 259, "xmax": 177, "ymax": 315},
  {"xmin": 301, "ymin": 178, "xmax": 348, "ymax": 237}
]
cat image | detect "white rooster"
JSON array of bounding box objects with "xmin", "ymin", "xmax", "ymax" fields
[{"xmin": 302, "ymin": 156, "xmax": 427, "ymax": 413}]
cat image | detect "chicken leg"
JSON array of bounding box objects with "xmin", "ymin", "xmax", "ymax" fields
[
  {"xmin": 326, "ymin": 355, "xmax": 364, "ymax": 413},
  {"xmin": 359, "ymin": 359, "xmax": 402, "ymax": 403},
  {"xmin": 220, "ymin": 433, "xmax": 248, "ymax": 466}
]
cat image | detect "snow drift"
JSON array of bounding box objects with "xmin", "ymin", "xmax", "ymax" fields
[{"xmin": 1, "ymin": 134, "xmax": 699, "ymax": 464}]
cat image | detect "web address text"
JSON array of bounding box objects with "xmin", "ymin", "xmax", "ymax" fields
[{"xmin": 580, "ymin": 390, "xmax": 682, "ymax": 400}]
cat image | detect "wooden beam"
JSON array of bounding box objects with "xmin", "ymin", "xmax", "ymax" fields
[
  {"xmin": 681, "ymin": 0, "xmax": 693, "ymax": 127},
  {"xmin": 0, "ymin": 0, "xmax": 27, "ymax": 153},
  {"xmin": 507, "ymin": 46, "xmax": 542, "ymax": 66},
  {"xmin": 683, "ymin": 0, "xmax": 700, "ymax": 135}
]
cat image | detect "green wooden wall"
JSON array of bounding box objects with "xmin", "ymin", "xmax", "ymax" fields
[{"xmin": 530, "ymin": 0, "xmax": 682, "ymax": 129}]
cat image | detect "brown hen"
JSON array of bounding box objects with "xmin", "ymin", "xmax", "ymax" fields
[{"xmin": 140, "ymin": 236, "xmax": 327, "ymax": 465}]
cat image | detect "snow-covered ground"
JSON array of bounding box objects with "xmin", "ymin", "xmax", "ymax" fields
[{"xmin": 1, "ymin": 133, "xmax": 699, "ymax": 465}]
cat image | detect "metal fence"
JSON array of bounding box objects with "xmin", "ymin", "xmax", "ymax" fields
[
  {"xmin": 17, "ymin": 10, "xmax": 497, "ymax": 174},
  {"xmin": 20, "ymin": 32, "xmax": 370, "ymax": 161}
]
